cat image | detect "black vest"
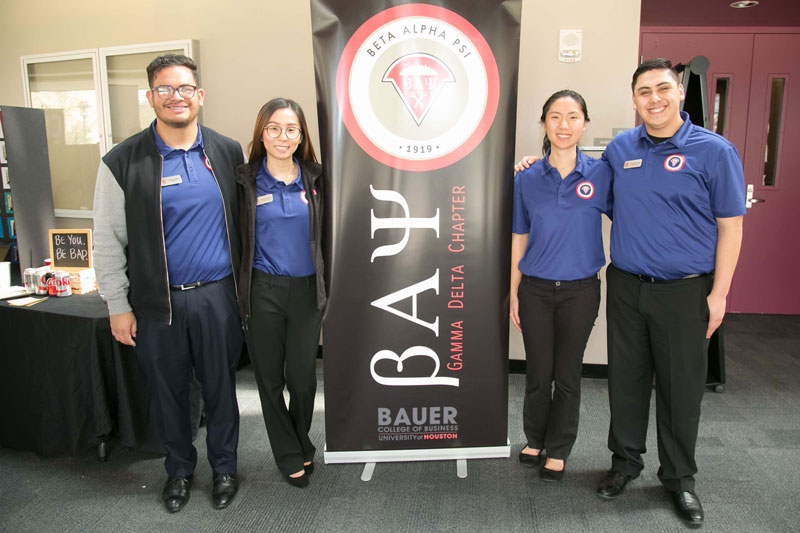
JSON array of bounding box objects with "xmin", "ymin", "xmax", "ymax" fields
[{"xmin": 102, "ymin": 125, "xmax": 243, "ymax": 323}]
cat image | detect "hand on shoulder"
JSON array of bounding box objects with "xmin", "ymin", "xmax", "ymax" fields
[{"xmin": 514, "ymin": 156, "xmax": 540, "ymax": 174}]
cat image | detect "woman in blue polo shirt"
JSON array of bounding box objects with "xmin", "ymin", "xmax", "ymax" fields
[
  {"xmin": 511, "ymin": 90, "xmax": 612, "ymax": 481},
  {"xmin": 236, "ymin": 98, "xmax": 326, "ymax": 488}
]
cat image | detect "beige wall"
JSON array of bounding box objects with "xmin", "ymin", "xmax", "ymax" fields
[
  {"xmin": 0, "ymin": 0, "xmax": 641, "ymax": 363},
  {"xmin": 0, "ymin": 0, "xmax": 319, "ymax": 153},
  {"xmin": 510, "ymin": 0, "xmax": 641, "ymax": 364}
]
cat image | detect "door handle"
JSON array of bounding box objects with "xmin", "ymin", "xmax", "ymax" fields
[{"xmin": 746, "ymin": 184, "xmax": 765, "ymax": 208}]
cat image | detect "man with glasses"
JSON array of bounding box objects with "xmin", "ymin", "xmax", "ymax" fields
[{"xmin": 93, "ymin": 54, "xmax": 244, "ymax": 513}]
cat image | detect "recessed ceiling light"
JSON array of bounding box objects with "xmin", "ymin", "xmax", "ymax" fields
[{"xmin": 730, "ymin": 1, "xmax": 759, "ymax": 8}]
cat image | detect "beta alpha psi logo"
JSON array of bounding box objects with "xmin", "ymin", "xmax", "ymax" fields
[
  {"xmin": 337, "ymin": 4, "xmax": 499, "ymax": 171},
  {"xmin": 300, "ymin": 188, "xmax": 317, "ymax": 205},
  {"xmin": 382, "ymin": 53, "xmax": 455, "ymax": 126},
  {"xmin": 664, "ymin": 154, "xmax": 685, "ymax": 172},
  {"xmin": 575, "ymin": 181, "xmax": 594, "ymax": 199}
]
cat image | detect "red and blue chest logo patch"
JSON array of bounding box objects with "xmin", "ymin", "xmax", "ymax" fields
[
  {"xmin": 300, "ymin": 188, "xmax": 317, "ymax": 205},
  {"xmin": 664, "ymin": 154, "xmax": 685, "ymax": 172},
  {"xmin": 575, "ymin": 181, "xmax": 594, "ymax": 199},
  {"xmin": 204, "ymin": 156, "xmax": 213, "ymax": 171}
]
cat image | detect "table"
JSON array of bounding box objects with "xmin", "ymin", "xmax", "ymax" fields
[{"xmin": 0, "ymin": 293, "xmax": 161, "ymax": 457}]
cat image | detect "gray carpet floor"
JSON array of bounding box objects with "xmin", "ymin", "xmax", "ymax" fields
[{"xmin": 1, "ymin": 314, "xmax": 798, "ymax": 532}]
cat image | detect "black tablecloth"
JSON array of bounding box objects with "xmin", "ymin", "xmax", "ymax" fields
[{"xmin": 0, "ymin": 293, "xmax": 161, "ymax": 456}]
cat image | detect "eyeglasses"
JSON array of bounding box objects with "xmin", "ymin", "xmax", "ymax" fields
[
  {"xmin": 151, "ymin": 85, "xmax": 198, "ymax": 99},
  {"xmin": 264, "ymin": 125, "xmax": 302, "ymax": 140}
]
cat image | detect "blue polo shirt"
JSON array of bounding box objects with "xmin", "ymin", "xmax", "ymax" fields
[
  {"xmin": 153, "ymin": 121, "xmax": 232, "ymax": 285},
  {"xmin": 252, "ymin": 158, "xmax": 315, "ymax": 277},
  {"xmin": 604, "ymin": 112, "xmax": 746, "ymax": 280},
  {"xmin": 513, "ymin": 148, "xmax": 613, "ymax": 280}
]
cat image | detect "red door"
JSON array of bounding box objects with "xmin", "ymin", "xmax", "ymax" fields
[
  {"xmin": 641, "ymin": 30, "xmax": 800, "ymax": 313},
  {"xmin": 732, "ymin": 34, "xmax": 800, "ymax": 313}
]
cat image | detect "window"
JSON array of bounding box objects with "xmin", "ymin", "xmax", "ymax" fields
[
  {"xmin": 24, "ymin": 52, "xmax": 103, "ymax": 214},
  {"xmin": 763, "ymin": 77, "xmax": 786, "ymax": 187},
  {"xmin": 22, "ymin": 40, "xmax": 196, "ymax": 218},
  {"xmin": 712, "ymin": 77, "xmax": 730, "ymax": 137},
  {"xmin": 100, "ymin": 42, "xmax": 191, "ymax": 149}
]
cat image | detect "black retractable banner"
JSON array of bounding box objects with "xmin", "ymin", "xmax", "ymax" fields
[
  {"xmin": 1, "ymin": 106, "xmax": 57, "ymax": 273},
  {"xmin": 312, "ymin": 0, "xmax": 521, "ymax": 458}
]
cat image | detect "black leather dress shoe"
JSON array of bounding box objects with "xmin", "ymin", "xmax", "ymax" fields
[
  {"xmin": 539, "ymin": 461, "xmax": 565, "ymax": 482},
  {"xmin": 596, "ymin": 470, "xmax": 634, "ymax": 499},
  {"xmin": 304, "ymin": 462, "xmax": 315, "ymax": 476},
  {"xmin": 212, "ymin": 473, "xmax": 238, "ymax": 510},
  {"xmin": 163, "ymin": 476, "xmax": 193, "ymax": 513},
  {"xmin": 518, "ymin": 450, "xmax": 543, "ymax": 467},
  {"xmin": 286, "ymin": 472, "xmax": 309, "ymax": 488},
  {"xmin": 673, "ymin": 490, "xmax": 704, "ymax": 528}
]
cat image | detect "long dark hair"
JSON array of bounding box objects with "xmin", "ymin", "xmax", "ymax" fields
[
  {"xmin": 246, "ymin": 97, "xmax": 317, "ymax": 164},
  {"xmin": 539, "ymin": 90, "xmax": 590, "ymax": 155}
]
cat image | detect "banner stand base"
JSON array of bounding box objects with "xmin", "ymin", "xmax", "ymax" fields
[
  {"xmin": 325, "ymin": 440, "xmax": 511, "ymax": 480},
  {"xmin": 359, "ymin": 458, "xmax": 468, "ymax": 480}
]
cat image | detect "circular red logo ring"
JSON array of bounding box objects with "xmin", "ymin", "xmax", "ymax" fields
[
  {"xmin": 575, "ymin": 181, "xmax": 595, "ymax": 199},
  {"xmin": 664, "ymin": 154, "xmax": 685, "ymax": 172},
  {"xmin": 300, "ymin": 188, "xmax": 317, "ymax": 205},
  {"xmin": 336, "ymin": 3, "xmax": 500, "ymax": 172}
]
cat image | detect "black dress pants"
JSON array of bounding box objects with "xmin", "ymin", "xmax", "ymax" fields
[
  {"xmin": 518, "ymin": 275, "xmax": 600, "ymax": 460},
  {"xmin": 135, "ymin": 276, "xmax": 242, "ymax": 478},
  {"xmin": 246, "ymin": 270, "xmax": 322, "ymax": 477},
  {"xmin": 606, "ymin": 263, "xmax": 712, "ymax": 492}
]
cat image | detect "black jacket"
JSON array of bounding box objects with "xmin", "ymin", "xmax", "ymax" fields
[
  {"xmin": 102, "ymin": 125, "xmax": 243, "ymax": 324},
  {"xmin": 235, "ymin": 158, "xmax": 327, "ymax": 322}
]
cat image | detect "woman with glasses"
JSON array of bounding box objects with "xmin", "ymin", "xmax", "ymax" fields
[
  {"xmin": 511, "ymin": 90, "xmax": 611, "ymax": 481},
  {"xmin": 236, "ymin": 97, "xmax": 326, "ymax": 488}
]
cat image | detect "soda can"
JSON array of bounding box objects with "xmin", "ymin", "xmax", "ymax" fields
[
  {"xmin": 56, "ymin": 271, "xmax": 72, "ymax": 297},
  {"xmin": 35, "ymin": 271, "xmax": 51, "ymax": 295},
  {"xmin": 23, "ymin": 268, "xmax": 37, "ymax": 294},
  {"xmin": 47, "ymin": 275, "xmax": 58, "ymax": 296},
  {"xmin": 32, "ymin": 271, "xmax": 42, "ymax": 294}
]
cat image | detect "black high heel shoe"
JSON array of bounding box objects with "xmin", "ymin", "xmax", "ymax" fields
[
  {"xmin": 285, "ymin": 471, "xmax": 309, "ymax": 488},
  {"xmin": 518, "ymin": 448, "xmax": 543, "ymax": 467},
  {"xmin": 304, "ymin": 462, "xmax": 315, "ymax": 476},
  {"xmin": 539, "ymin": 459, "xmax": 565, "ymax": 482}
]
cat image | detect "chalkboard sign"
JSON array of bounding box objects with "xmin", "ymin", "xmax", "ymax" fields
[{"xmin": 48, "ymin": 229, "xmax": 92, "ymax": 271}]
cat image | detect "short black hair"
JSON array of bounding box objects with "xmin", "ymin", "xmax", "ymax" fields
[
  {"xmin": 631, "ymin": 58, "xmax": 680, "ymax": 91},
  {"xmin": 146, "ymin": 54, "xmax": 198, "ymax": 88}
]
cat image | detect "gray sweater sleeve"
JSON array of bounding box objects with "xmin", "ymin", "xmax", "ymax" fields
[{"xmin": 92, "ymin": 161, "xmax": 132, "ymax": 315}]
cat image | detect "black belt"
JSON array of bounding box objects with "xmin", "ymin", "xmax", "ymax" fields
[
  {"xmin": 523, "ymin": 274, "xmax": 598, "ymax": 287},
  {"xmin": 170, "ymin": 279, "xmax": 219, "ymax": 291},
  {"xmin": 614, "ymin": 265, "xmax": 712, "ymax": 284}
]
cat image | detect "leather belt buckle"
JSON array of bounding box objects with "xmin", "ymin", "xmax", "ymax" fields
[{"xmin": 172, "ymin": 281, "xmax": 202, "ymax": 291}]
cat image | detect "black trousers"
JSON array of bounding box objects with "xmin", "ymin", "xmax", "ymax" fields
[
  {"xmin": 135, "ymin": 276, "xmax": 242, "ymax": 478},
  {"xmin": 518, "ymin": 275, "xmax": 600, "ymax": 460},
  {"xmin": 606, "ymin": 263, "xmax": 712, "ymax": 492},
  {"xmin": 246, "ymin": 270, "xmax": 322, "ymax": 476}
]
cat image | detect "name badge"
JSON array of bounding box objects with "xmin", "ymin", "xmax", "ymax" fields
[
  {"xmin": 257, "ymin": 194, "xmax": 274, "ymax": 206},
  {"xmin": 623, "ymin": 159, "xmax": 643, "ymax": 169},
  {"xmin": 161, "ymin": 175, "xmax": 183, "ymax": 187}
]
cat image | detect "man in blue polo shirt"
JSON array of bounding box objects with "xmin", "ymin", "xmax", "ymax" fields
[
  {"xmin": 93, "ymin": 54, "xmax": 244, "ymax": 513},
  {"xmin": 595, "ymin": 58, "xmax": 745, "ymax": 528}
]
